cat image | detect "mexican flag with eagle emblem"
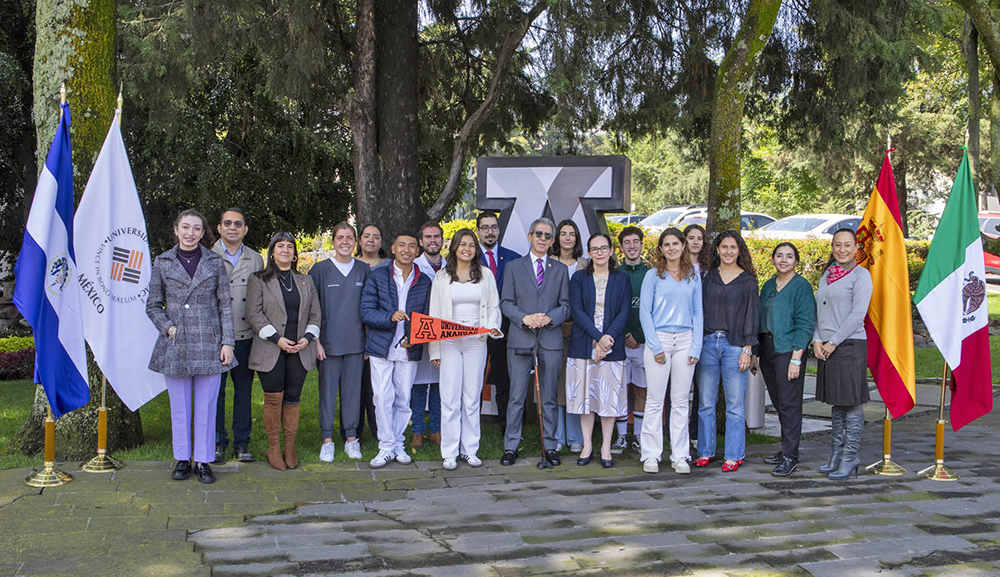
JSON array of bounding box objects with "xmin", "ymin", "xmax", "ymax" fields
[{"xmin": 913, "ymin": 148, "xmax": 993, "ymax": 431}]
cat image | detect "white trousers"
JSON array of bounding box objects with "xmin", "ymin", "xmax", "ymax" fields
[
  {"xmin": 439, "ymin": 335, "xmax": 488, "ymax": 459},
  {"xmin": 641, "ymin": 330, "xmax": 695, "ymax": 464},
  {"xmin": 370, "ymin": 357, "xmax": 418, "ymax": 452}
]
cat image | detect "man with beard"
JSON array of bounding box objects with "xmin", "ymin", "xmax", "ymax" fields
[
  {"xmin": 476, "ymin": 212, "xmax": 520, "ymax": 434},
  {"xmin": 411, "ymin": 222, "xmax": 444, "ymax": 448}
]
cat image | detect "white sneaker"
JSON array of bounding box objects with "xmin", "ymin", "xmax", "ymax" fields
[
  {"xmin": 643, "ymin": 459, "xmax": 659, "ymax": 474},
  {"xmin": 395, "ymin": 449, "xmax": 413, "ymax": 464},
  {"xmin": 369, "ymin": 449, "xmax": 395, "ymax": 469},
  {"xmin": 319, "ymin": 441, "xmax": 335, "ymax": 462},
  {"xmin": 672, "ymin": 460, "xmax": 691, "ymax": 474},
  {"xmin": 443, "ymin": 458, "xmax": 458, "ymax": 470},
  {"xmin": 611, "ymin": 436, "xmax": 627, "ymax": 455},
  {"xmin": 570, "ymin": 443, "xmax": 584, "ymax": 454},
  {"xmin": 460, "ymin": 453, "xmax": 482, "ymax": 467},
  {"xmin": 555, "ymin": 442, "xmax": 565, "ymax": 452},
  {"xmin": 344, "ymin": 440, "xmax": 362, "ymax": 460}
]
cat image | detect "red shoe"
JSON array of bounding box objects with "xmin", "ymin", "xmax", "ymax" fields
[
  {"xmin": 721, "ymin": 459, "xmax": 744, "ymax": 472},
  {"xmin": 694, "ymin": 457, "xmax": 713, "ymax": 468}
]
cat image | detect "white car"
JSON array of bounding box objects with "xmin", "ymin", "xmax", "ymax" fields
[
  {"xmin": 752, "ymin": 214, "xmax": 862, "ymax": 240},
  {"xmin": 638, "ymin": 205, "xmax": 705, "ymax": 233},
  {"xmin": 677, "ymin": 210, "xmax": 776, "ymax": 232}
]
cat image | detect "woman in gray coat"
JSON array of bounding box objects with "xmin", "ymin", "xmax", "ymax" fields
[
  {"xmin": 246, "ymin": 232, "xmax": 321, "ymax": 471},
  {"xmin": 147, "ymin": 209, "xmax": 236, "ymax": 484}
]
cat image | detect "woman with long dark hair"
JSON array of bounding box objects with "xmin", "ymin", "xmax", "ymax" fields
[
  {"xmin": 756, "ymin": 242, "xmax": 816, "ymax": 476},
  {"xmin": 695, "ymin": 230, "xmax": 759, "ymax": 472},
  {"xmin": 146, "ymin": 209, "xmax": 234, "ymax": 484},
  {"xmin": 683, "ymin": 224, "xmax": 709, "ymax": 273},
  {"xmin": 246, "ymin": 233, "xmax": 321, "ymax": 470},
  {"xmin": 428, "ymin": 228, "xmax": 503, "ymax": 470},
  {"xmin": 356, "ymin": 224, "xmax": 387, "ymax": 268},
  {"xmin": 566, "ymin": 233, "xmax": 631, "ymax": 467},
  {"xmin": 814, "ymin": 229, "xmax": 873, "ymax": 480},
  {"xmin": 638, "ymin": 228, "xmax": 702, "ymax": 474},
  {"xmin": 550, "ymin": 219, "xmax": 586, "ymax": 453}
]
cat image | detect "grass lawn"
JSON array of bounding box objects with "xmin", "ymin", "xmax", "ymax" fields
[{"xmin": 0, "ymin": 374, "xmax": 776, "ymax": 470}]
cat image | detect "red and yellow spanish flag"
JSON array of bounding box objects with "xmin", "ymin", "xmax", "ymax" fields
[{"xmin": 856, "ymin": 151, "xmax": 916, "ymax": 417}]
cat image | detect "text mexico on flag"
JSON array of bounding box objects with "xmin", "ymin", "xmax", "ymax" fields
[{"xmin": 914, "ymin": 148, "xmax": 993, "ymax": 431}]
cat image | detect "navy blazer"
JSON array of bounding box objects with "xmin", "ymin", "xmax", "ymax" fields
[
  {"xmin": 480, "ymin": 245, "xmax": 520, "ymax": 291},
  {"xmin": 568, "ymin": 269, "xmax": 632, "ymax": 362},
  {"xmin": 360, "ymin": 262, "xmax": 432, "ymax": 361}
]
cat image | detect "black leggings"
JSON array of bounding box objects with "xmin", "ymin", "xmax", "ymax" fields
[{"xmin": 258, "ymin": 351, "xmax": 308, "ymax": 404}]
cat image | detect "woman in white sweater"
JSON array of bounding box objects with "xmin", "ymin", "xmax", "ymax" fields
[{"xmin": 429, "ymin": 228, "xmax": 503, "ymax": 470}]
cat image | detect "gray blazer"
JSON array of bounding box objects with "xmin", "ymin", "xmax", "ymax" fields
[
  {"xmin": 146, "ymin": 246, "xmax": 237, "ymax": 377},
  {"xmin": 245, "ymin": 271, "xmax": 322, "ymax": 372},
  {"xmin": 500, "ymin": 254, "xmax": 571, "ymax": 351},
  {"xmin": 212, "ymin": 240, "xmax": 264, "ymax": 340}
]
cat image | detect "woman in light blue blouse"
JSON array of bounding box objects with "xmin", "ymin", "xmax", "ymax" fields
[{"xmin": 638, "ymin": 228, "xmax": 702, "ymax": 475}]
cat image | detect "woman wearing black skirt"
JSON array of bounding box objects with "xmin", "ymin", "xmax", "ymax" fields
[{"xmin": 813, "ymin": 229, "xmax": 873, "ymax": 481}]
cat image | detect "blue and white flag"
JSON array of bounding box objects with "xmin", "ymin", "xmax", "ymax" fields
[
  {"xmin": 13, "ymin": 103, "xmax": 90, "ymax": 418},
  {"xmin": 74, "ymin": 112, "xmax": 166, "ymax": 410}
]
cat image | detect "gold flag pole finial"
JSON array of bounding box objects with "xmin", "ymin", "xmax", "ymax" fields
[
  {"xmin": 918, "ymin": 361, "xmax": 960, "ymax": 481},
  {"xmin": 887, "ymin": 134, "xmax": 892, "ymax": 153},
  {"xmin": 59, "ymin": 83, "xmax": 67, "ymax": 105},
  {"xmin": 116, "ymin": 84, "xmax": 123, "ymax": 121},
  {"xmin": 966, "ymin": 130, "xmax": 971, "ymax": 149}
]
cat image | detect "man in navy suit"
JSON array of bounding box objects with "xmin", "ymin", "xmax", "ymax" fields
[{"xmin": 477, "ymin": 212, "xmax": 521, "ymax": 434}]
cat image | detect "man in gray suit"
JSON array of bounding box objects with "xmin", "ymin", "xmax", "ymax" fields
[{"xmin": 500, "ymin": 217, "xmax": 570, "ymax": 466}]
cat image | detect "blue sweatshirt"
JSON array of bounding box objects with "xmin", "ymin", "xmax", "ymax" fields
[{"xmin": 638, "ymin": 268, "xmax": 703, "ymax": 358}]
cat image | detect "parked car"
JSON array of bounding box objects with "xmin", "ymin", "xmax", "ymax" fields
[
  {"xmin": 606, "ymin": 214, "xmax": 647, "ymax": 225},
  {"xmin": 638, "ymin": 205, "xmax": 705, "ymax": 233},
  {"xmin": 677, "ymin": 210, "xmax": 775, "ymax": 232},
  {"xmin": 979, "ymin": 211, "xmax": 1000, "ymax": 239},
  {"xmin": 752, "ymin": 214, "xmax": 862, "ymax": 240}
]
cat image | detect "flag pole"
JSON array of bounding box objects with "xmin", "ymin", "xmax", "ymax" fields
[
  {"xmin": 26, "ymin": 395, "xmax": 74, "ymax": 487},
  {"xmin": 918, "ymin": 360, "xmax": 959, "ymax": 481},
  {"xmin": 866, "ymin": 136, "xmax": 907, "ymax": 476},
  {"xmin": 25, "ymin": 84, "xmax": 75, "ymax": 488},
  {"xmin": 80, "ymin": 374, "xmax": 124, "ymax": 472},
  {"xmin": 81, "ymin": 88, "xmax": 125, "ymax": 473}
]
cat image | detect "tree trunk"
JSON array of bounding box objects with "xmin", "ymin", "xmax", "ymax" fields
[
  {"xmin": 993, "ymin": 71, "xmax": 1000, "ymax": 208},
  {"xmin": 966, "ymin": 19, "xmax": 984, "ymax": 209},
  {"xmin": 705, "ymin": 0, "xmax": 783, "ymax": 236},
  {"xmin": 896, "ymin": 147, "xmax": 909, "ymax": 238},
  {"xmin": 350, "ymin": 0, "xmax": 379, "ymax": 234},
  {"xmin": 14, "ymin": 0, "xmax": 143, "ymax": 459}
]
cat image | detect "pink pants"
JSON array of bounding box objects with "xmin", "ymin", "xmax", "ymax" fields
[{"xmin": 166, "ymin": 375, "xmax": 221, "ymax": 463}]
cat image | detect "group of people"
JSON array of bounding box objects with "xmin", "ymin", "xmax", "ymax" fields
[{"xmin": 145, "ymin": 208, "xmax": 873, "ymax": 484}]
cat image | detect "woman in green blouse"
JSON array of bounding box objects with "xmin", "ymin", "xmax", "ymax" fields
[{"xmin": 755, "ymin": 242, "xmax": 816, "ymax": 477}]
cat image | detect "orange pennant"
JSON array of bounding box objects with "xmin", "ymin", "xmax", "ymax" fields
[{"xmin": 408, "ymin": 312, "xmax": 492, "ymax": 344}]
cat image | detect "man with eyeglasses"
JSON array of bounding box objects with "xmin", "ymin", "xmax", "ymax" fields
[
  {"xmin": 212, "ymin": 208, "xmax": 264, "ymax": 463},
  {"xmin": 476, "ymin": 212, "xmax": 520, "ymax": 434},
  {"xmin": 499, "ymin": 217, "xmax": 570, "ymax": 466}
]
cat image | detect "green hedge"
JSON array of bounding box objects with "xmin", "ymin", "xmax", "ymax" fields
[{"xmin": 0, "ymin": 336, "xmax": 33, "ymax": 353}]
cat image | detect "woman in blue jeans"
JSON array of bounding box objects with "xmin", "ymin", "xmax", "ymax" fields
[{"xmin": 695, "ymin": 230, "xmax": 759, "ymax": 472}]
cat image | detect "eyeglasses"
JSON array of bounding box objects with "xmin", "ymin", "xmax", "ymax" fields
[
  {"xmin": 222, "ymin": 220, "xmax": 245, "ymax": 228},
  {"xmin": 589, "ymin": 245, "xmax": 611, "ymax": 254},
  {"xmin": 532, "ymin": 231, "xmax": 553, "ymax": 240},
  {"xmin": 478, "ymin": 225, "xmax": 499, "ymax": 232}
]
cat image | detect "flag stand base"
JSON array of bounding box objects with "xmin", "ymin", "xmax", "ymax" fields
[
  {"xmin": 865, "ymin": 455, "xmax": 907, "ymax": 476},
  {"xmin": 25, "ymin": 404, "xmax": 72, "ymax": 487},
  {"xmin": 918, "ymin": 460, "xmax": 959, "ymax": 481},
  {"xmin": 26, "ymin": 462, "xmax": 72, "ymax": 488},
  {"xmin": 81, "ymin": 450, "xmax": 123, "ymax": 473}
]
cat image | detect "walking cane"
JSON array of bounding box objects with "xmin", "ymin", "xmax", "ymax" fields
[{"xmin": 532, "ymin": 329, "xmax": 553, "ymax": 470}]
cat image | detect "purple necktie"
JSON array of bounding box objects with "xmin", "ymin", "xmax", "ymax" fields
[{"xmin": 536, "ymin": 258, "xmax": 544, "ymax": 290}]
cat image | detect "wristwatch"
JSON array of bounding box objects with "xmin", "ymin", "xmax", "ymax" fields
[
  {"xmin": 790, "ymin": 359, "xmax": 802, "ymax": 366},
  {"xmin": 741, "ymin": 347, "xmax": 752, "ymax": 355}
]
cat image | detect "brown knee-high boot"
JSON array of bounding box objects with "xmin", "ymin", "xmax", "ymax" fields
[
  {"xmin": 282, "ymin": 403, "xmax": 300, "ymax": 469},
  {"xmin": 262, "ymin": 392, "xmax": 286, "ymax": 470}
]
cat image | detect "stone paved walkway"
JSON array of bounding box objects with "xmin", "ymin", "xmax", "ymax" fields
[{"xmin": 2, "ymin": 389, "xmax": 1000, "ymax": 576}]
